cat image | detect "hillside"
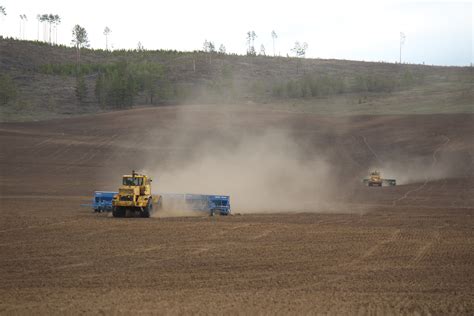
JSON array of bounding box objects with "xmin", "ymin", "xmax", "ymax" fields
[{"xmin": 0, "ymin": 37, "xmax": 472, "ymax": 121}]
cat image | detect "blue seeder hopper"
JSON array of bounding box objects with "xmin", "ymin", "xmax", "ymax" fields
[
  {"xmin": 163, "ymin": 194, "xmax": 231, "ymax": 216},
  {"xmin": 92, "ymin": 191, "xmax": 116, "ymax": 213}
]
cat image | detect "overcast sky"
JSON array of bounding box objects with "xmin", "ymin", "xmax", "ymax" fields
[{"xmin": 1, "ymin": 0, "xmax": 472, "ymax": 66}]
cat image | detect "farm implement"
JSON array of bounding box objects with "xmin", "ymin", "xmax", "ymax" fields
[{"xmin": 85, "ymin": 171, "xmax": 231, "ymax": 217}]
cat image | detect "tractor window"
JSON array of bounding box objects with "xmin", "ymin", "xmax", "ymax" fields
[{"xmin": 123, "ymin": 177, "xmax": 143, "ymax": 186}]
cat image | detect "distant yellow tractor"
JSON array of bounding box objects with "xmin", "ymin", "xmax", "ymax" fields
[
  {"xmin": 112, "ymin": 171, "xmax": 162, "ymax": 217},
  {"xmin": 363, "ymin": 170, "xmax": 396, "ymax": 187}
]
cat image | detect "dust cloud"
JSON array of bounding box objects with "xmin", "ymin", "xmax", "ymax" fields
[
  {"xmin": 144, "ymin": 113, "xmax": 337, "ymax": 214},
  {"xmin": 372, "ymin": 141, "xmax": 469, "ymax": 185},
  {"xmin": 374, "ymin": 161, "xmax": 446, "ymax": 185}
]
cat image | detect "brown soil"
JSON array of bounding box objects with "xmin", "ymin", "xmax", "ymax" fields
[{"xmin": 0, "ymin": 105, "xmax": 473, "ymax": 314}]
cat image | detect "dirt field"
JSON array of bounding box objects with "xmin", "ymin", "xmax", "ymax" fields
[{"xmin": 0, "ymin": 105, "xmax": 473, "ymax": 314}]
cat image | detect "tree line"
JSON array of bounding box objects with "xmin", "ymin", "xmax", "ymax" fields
[
  {"xmin": 271, "ymin": 71, "xmax": 423, "ymax": 99},
  {"xmin": 70, "ymin": 61, "xmax": 168, "ymax": 108}
]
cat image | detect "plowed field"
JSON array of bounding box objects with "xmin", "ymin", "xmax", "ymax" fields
[{"xmin": 1, "ymin": 105, "xmax": 473, "ymax": 314}]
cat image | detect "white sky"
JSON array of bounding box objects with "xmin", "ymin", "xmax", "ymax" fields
[{"xmin": 1, "ymin": 0, "xmax": 472, "ymax": 65}]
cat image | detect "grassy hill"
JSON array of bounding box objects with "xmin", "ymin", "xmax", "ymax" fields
[{"xmin": 0, "ymin": 37, "xmax": 472, "ymax": 121}]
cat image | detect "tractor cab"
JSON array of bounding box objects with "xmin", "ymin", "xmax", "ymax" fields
[
  {"xmin": 120, "ymin": 170, "xmax": 151, "ymax": 196},
  {"xmin": 369, "ymin": 170, "xmax": 381, "ymax": 182}
]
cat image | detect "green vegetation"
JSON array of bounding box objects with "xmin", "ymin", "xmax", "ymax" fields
[
  {"xmin": 271, "ymin": 70, "xmax": 424, "ymax": 99},
  {"xmin": 353, "ymin": 70, "xmax": 424, "ymax": 93},
  {"xmin": 31, "ymin": 59, "xmax": 447, "ymax": 106},
  {"xmin": 132, "ymin": 61, "xmax": 168, "ymax": 104},
  {"xmin": 95, "ymin": 61, "xmax": 167, "ymax": 108},
  {"xmin": 0, "ymin": 74, "xmax": 17, "ymax": 105},
  {"xmin": 75, "ymin": 75, "xmax": 87, "ymax": 103},
  {"xmin": 272, "ymin": 74, "xmax": 345, "ymax": 98},
  {"xmin": 38, "ymin": 61, "xmax": 169, "ymax": 107},
  {"xmin": 353, "ymin": 74, "xmax": 397, "ymax": 93},
  {"xmin": 95, "ymin": 62, "xmax": 136, "ymax": 108}
]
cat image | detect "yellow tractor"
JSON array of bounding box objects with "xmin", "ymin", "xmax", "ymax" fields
[
  {"xmin": 112, "ymin": 170, "xmax": 162, "ymax": 217},
  {"xmin": 363, "ymin": 170, "xmax": 396, "ymax": 187}
]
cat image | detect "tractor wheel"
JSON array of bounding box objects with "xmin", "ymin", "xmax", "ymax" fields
[
  {"xmin": 112, "ymin": 206, "xmax": 125, "ymax": 218},
  {"xmin": 142, "ymin": 201, "xmax": 152, "ymax": 218}
]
